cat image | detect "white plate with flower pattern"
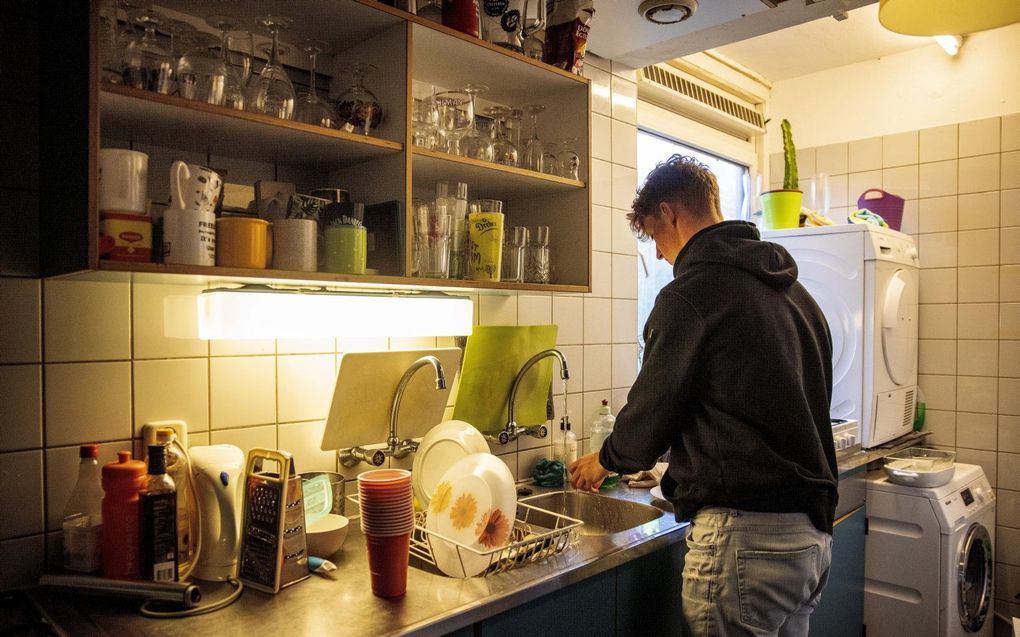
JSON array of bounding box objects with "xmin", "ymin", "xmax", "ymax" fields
[{"xmin": 413, "ymin": 420, "xmax": 489, "ymax": 509}]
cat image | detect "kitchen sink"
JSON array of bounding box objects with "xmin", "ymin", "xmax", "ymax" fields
[{"xmin": 519, "ymin": 491, "xmax": 666, "ymax": 536}]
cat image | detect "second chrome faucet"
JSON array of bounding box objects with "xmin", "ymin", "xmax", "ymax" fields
[{"xmin": 491, "ymin": 348, "xmax": 570, "ymax": 446}]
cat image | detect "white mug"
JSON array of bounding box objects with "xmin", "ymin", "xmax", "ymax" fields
[
  {"xmin": 163, "ymin": 207, "xmax": 216, "ymax": 266},
  {"xmin": 98, "ymin": 149, "xmax": 148, "ymax": 213},
  {"xmin": 271, "ymin": 218, "xmax": 318, "ymax": 272},
  {"xmin": 170, "ymin": 161, "xmax": 223, "ymax": 214}
]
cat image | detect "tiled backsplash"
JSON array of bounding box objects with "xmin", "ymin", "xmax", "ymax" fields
[
  {"xmin": 0, "ymin": 53, "xmax": 641, "ymax": 589},
  {"xmin": 772, "ymin": 113, "xmax": 1020, "ymax": 616}
]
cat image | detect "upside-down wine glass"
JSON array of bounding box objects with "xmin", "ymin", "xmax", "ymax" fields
[
  {"xmin": 245, "ymin": 15, "xmax": 295, "ymax": 120},
  {"xmin": 176, "ymin": 32, "xmax": 227, "ymax": 105},
  {"xmin": 522, "ymin": 103, "xmax": 546, "ymax": 172},
  {"xmin": 484, "ymin": 106, "xmax": 518, "ymax": 167},
  {"xmin": 457, "ymin": 84, "xmax": 493, "ymax": 162},
  {"xmin": 335, "ymin": 63, "xmax": 383, "ymax": 135},
  {"xmin": 294, "ymin": 40, "xmax": 335, "ymax": 128},
  {"xmin": 121, "ymin": 9, "xmax": 174, "ymax": 94},
  {"xmin": 207, "ymin": 15, "xmax": 254, "ymax": 111}
]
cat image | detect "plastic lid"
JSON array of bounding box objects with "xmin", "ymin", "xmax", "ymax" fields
[
  {"xmin": 154, "ymin": 427, "xmax": 176, "ymax": 443},
  {"xmin": 79, "ymin": 444, "xmax": 99, "ymax": 459},
  {"xmin": 102, "ymin": 450, "xmax": 146, "ymax": 479}
]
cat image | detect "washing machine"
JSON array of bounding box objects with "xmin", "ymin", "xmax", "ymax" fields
[
  {"xmin": 864, "ymin": 463, "xmax": 996, "ymax": 636},
  {"xmin": 762, "ymin": 224, "xmax": 919, "ymax": 448}
]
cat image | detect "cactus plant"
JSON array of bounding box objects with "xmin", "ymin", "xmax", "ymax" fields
[{"xmin": 781, "ymin": 118, "xmax": 798, "ymax": 191}]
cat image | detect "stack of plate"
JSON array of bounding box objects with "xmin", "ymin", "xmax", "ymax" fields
[{"xmin": 412, "ymin": 420, "xmax": 489, "ymax": 508}]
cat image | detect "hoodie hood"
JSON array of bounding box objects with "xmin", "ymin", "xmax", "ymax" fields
[{"xmin": 673, "ymin": 220, "xmax": 798, "ymax": 289}]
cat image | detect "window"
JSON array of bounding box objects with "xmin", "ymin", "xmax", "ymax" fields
[{"xmin": 635, "ymin": 130, "xmax": 751, "ymax": 355}]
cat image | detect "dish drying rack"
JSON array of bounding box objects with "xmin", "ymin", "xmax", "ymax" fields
[{"xmin": 411, "ymin": 501, "xmax": 584, "ymax": 577}]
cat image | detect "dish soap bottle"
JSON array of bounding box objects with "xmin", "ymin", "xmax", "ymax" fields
[
  {"xmin": 62, "ymin": 444, "xmax": 104, "ymax": 573},
  {"xmin": 589, "ymin": 400, "xmax": 619, "ymax": 489},
  {"xmin": 140, "ymin": 444, "xmax": 178, "ymax": 582}
]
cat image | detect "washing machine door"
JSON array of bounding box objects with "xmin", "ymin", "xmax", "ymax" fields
[
  {"xmin": 881, "ymin": 268, "xmax": 918, "ymax": 385},
  {"xmin": 958, "ymin": 522, "xmax": 993, "ymax": 633}
]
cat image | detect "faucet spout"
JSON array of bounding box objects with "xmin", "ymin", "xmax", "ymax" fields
[
  {"xmin": 494, "ymin": 348, "xmax": 569, "ymax": 445},
  {"xmin": 388, "ymin": 355, "xmax": 446, "ymax": 452}
]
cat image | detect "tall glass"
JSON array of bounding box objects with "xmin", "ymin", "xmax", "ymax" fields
[
  {"xmin": 411, "ymin": 83, "xmax": 440, "ymax": 150},
  {"xmin": 502, "ymin": 226, "xmax": 528, "ymax": 282},
  {"xmin": 121, "ymin": 9, "xmax": 174, "ymax": 94},
  {"xmin": 525, "ymin": 225, "xmax": 550, "ymax": 284},
  {"xmin": 522, "ymin": 104, "xmax": 546, "ymax": 172},
  {"xmin": 294, "ymin": 40, "xmax": 335, "ymax": 128},
  {"xmin": 245, "ymin": 15, "xmax": 295, "ymax": 120},
  {"xmin": 207, "ymin": 15, "xmax": 254, "ymax": 111}
]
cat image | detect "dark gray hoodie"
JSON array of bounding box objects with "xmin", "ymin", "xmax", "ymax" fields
[{"xmin": 600, "ymin": 220, "xmax": 838, "ymax": 533}]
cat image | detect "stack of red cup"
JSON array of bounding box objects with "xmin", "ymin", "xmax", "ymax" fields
[{"xmin": 357, "ymin": 469, "xmax": 415, "ymax": 597}]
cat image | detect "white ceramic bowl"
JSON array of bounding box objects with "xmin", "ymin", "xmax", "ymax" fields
[{"xmin": 306, "ymin": 514, "xmax": 350, "ymax": 557}]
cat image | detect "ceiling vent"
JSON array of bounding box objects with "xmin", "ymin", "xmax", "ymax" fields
[{"xmin": 638, "ymin": 63, "xmax": 766, "ymax": 139}]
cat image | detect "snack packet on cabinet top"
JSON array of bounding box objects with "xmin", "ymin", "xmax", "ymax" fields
[{"xmin": 542, "ymin": 0, "xmax": 594, "ymax": 75}]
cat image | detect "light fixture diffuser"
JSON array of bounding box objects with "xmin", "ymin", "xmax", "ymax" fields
[{"xmin": 879, "ymin": 0, "xmax": 1020, "ymax": 36}]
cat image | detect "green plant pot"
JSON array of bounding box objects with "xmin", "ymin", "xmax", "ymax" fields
[{"xmin": 761, "ymin": 190, "xmax": 803, "ymax": 230}]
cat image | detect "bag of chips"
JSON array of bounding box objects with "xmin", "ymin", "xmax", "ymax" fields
[{"xmin": 542, "ymin": 0, "xmax": 594, "ymax": 75}]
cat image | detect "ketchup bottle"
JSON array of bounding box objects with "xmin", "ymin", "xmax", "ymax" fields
[
  {"xmin": 102, "ymin": 450, "xmax": 146, "ymax": 579},
  {"xmin": 442, "ymin": 0, "xmax": 481, "ymax": 38}
]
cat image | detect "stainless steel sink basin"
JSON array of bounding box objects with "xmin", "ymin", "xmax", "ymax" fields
[{"xmin": 520, "ymin": 491, "xmax": 666, "ymax": 536}]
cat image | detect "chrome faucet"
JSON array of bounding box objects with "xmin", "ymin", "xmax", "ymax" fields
[
  {"xmin": 490, "ymin": 348, "xmax": 570, "ymax": 445},
  {"xmin": 340, "ymin": 355, "xmax": 447, "ymax": 467}
]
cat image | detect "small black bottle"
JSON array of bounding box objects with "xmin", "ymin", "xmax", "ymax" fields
[{"xmin": 140, "ymin": 444, "xmax": 178, "ymax": 582}]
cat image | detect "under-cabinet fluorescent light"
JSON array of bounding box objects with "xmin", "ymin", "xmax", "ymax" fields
[
  {"xmin": 933, "ymin": 34, "xmax": 963, "ymax": 56},
  {"xmin": 165, "ymin": 287, "xmax": 473, "ymax": 340}
]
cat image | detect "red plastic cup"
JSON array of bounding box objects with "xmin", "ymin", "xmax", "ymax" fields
[{"xmin": 365, "ymin": 531, "xmax": 411, "ymax": 598}]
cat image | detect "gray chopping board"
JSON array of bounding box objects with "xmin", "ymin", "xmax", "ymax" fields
[{"xmin": 320, "ymin": 348, "xmax": 463, "ymax": 451}]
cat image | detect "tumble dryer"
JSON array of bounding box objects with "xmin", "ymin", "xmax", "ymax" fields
[{"xmin": 763, "ymin": 224, "xmax": 919, "ymax": 448}]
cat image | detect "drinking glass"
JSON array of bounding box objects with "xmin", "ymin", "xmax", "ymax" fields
[
  {"xmin": 245, "ymin": 15, "xmax": 295, "ymax": 120},
  {"xmin": 165, "ymin": 19, "xmax": 197, "ymax": 66},
  {"xmin": 411, "ymin": 83, "xmax": 440, "ymax": 150},
  {"xmin": 811, "ymin": 172, "xmax": 831, "ymax": 217},
  {"xmin": 456, "ymin": 84, "xmax": 494, "ymax": 162},
  {"xmin": 522, "ymin": 104, "xmax": 546, "ymax": 172},
  {"xmin": 411, "ymin": 199, "xmax": 431, "ymax": 275},
  {"xmin": 542, "ymin": 139, "xmax": 559, "ymax": 176},
  {"xmin": 121, "ymin": 9, "xmax": 174, "ymax": 94},
  {"xmin": 521, "ymin": 0, "xmax": 546, "ymax": 59},
  {"xmin": 207, "ymin": 15, "xmax": 254, "ymax": 111},
  {"xmin": 433, "ymin": 90, "xmax": 472, "ymax": 154},
  {"xmin": 335, "ymin": 63, "xmax": 383, "ymax": 135},
  {"xmin": 98, "ymin": 1, "xmax": 122, "ymax": 83},
  {"xmin": 507, "ymin": 107, "xmax": 524, "ymax": 149},
  {"xmin": 176, "ymin": 32, "xmax": 227, "ymax": 105},
  {"xmin": 555, "ymin": 137, "xmax": 580, "ymax": 180},
  {"xmin": 417, "ymin": 0, "xmax": 442, "ymax": 23},
  {"xmin": 294, "ymin": 40, "xmax": 335, "ymax": 128},
  {"xmin": 525, "ymin": 225, "xmax": 550, "ymax": 284},
  {"xmin": 502, "ymin": 226, "xmax": 528, "ymax": 282},
  {"xmin": 484, "ymin": 106, "xmax": 519, "ymax": 167},
  {"xmin": 422, "ymin": 210, "xmax": 452, "ymax": 278}
]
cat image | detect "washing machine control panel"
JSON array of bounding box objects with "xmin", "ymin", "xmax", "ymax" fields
[
  {"xmin": 935, "ymin": 476, "xmax": 994, "ymax": 529},
  {"xmin": 865, "ymin": 231, "xmax": 918, "ymax": 265}
]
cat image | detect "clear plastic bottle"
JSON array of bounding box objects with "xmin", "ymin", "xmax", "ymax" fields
[
  {"xmin": 589, "ymin": 400, "xmax": 619, "ymax": 489},
  {"xmin": 154, "ymin": 428, "xmax": 196, "ymax": 579},
  {"xmin": 140, "ymin": 444, "xmax": 179, "ymax": 582},
  {"xmin": 62, "ymin": 444, "xmax": 104, "ymax": 573}
]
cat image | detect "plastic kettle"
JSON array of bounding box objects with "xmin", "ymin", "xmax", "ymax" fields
[{"xmin": 188, "ymin": 445, "xmax": 245, "ymax": 581}]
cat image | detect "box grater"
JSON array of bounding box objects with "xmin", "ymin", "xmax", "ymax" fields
[{"xmin": 238, "ymin": 448, "xmax": 309, "ymax": 593}]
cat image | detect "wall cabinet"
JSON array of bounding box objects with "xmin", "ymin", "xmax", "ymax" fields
[{"xmin": 47, "ymin": 0, "xmax": 591, "ymax": 293}]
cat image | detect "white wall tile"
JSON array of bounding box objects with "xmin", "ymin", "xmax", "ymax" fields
[
  {"xmin": 611, "ymin": 164, "xmax": 638, "ymax": 211},
  {"xmin": 958, "ymin": 229, "xmax": 999, "ymax": 266},
  {"xmin": 132, "ymin": 283, "xmax": 208, "ymax": 359},
  {"xmin": 45, "ymin": 442, "xmax": 128, "ymax": 531},
  {"xmin": 958, "ymin": 191, "xmax": 1000, "ymax": 230},
  {"xmin": 582, "ymin": 344, "xmax": 611, "ymax": 391},
  {"xmin": 0, "ymin": 277, "xmax": 40, "ymax": 363},
  {"xmin": 815, "ymin": 143, "xmax": 848, "ymax": 175},
  {"xmin": 584, "ymin": 52, "xmax": 609, "ymax": 72},
  {"xmin": 918, "ymin": 339, "xmax": 956, "ymax": 375},
  {"xmin": 210, "ymin": 425, "xmax": 277, "ymax": 458},
  {"xmin": 919, "ymin": 124, "xmax": 958, "ymax": 162},
  {"xmin": 210, "ymin": 356, "xmax": 276, "ymax": 429},
  {"xmin": 583, "ymin": 297, "xmax": 611, "ymax": 344},
  {"xmin": 612, "ymin": 299, "xmax": 637, "ymax": 344},
  {"xmin": 278, "ymin": 420, "xmax": 335, "ymax": 473},
  {"xmin": 612, "ymin": 209, "xmax": 637, "ymax": 255},
  {"xmin": 918, "ymin": 196, "xmax": 957, "ymax": 233},
  {"xmin": 849, "ymin": 136, "xmax": 882, "ymax": 173},
  {"xmin": 610, "ymin": 76, "xmax": 637, "ymax": 124},
  {"xmin": 956, "ymin": 449, "xmax": 996, "ymax": 483},
  {"xmin": 883, "ymin": 130, "xmax": 918, "ymax": 168},
  {"xmin": 557, "ymin": 344, "xmax": 583, "ymax": 395},
  {"xmin": 209, "ymin": 338, "xmax": 275, "ymax": 356},
  {"xmin": 919, "ymin": 374, "xmax": 956, "ymax": 411},
  {"xmin": 338, "ymin": 336, "xmax": 390, "ymax": 353},
  {"xmin": 1002, "ymin": 266, "xmax": 1020, "ymax": 302},
  {"xmin": 1003, "ymin": 227, "xmax": 1020, "ymax": 265},
  {"xmin": 591, "ymin": 113, "xmax": 611, "ymax": 161},
  {"xmin": 769, "ymin": 152, "xmax": 784, "ymax": 182},
  {"xmin": 277, "ymin": 338, "xmax": 334, "ymax": 354},
  {"xmin": 478, "ymin": 294, "xmax": 518, "ymax": 325},
  {"xmin": 957, "ymin": 340, "xmax": 998, "ymax": 376},
  {"xmin": 45, "ymin": 362, "xmax": 132, "ymax": 446},
  {"xmin": 611, "ymin": 254, "xmax": 637, "ymax": 299},
  {"xmin": 958, "ymin": 266, "xmax": 999, "ymax": 303},
  {"xmin": 611, "ymin": 119, "xmax": 637, "ymax": 168},
  {"xmin": 0, "ymin": 535, "xmax": 44, "ymax": 589},
  {"xmin": 1001, "ymin": 378, "xmax": 1020, "ymax": 415},
  {"xmin": 919, "ymin": 304, "xmax": 956, "ymax": 339},
  {"xmin": 0, "ymin": 450, "xmax": 42, "ymax": 538},
  {"xmin": 957, "ymin": 376, "xmax": 997, "ymax": 414},
  {"xmin": 591, "ymin": 204, "xmax": 612, "ymax": 253},
  {"xmin": 553, "ymin": 296, "xmax": 583, "ymax": 346},
  {"xmin": 917, "ymin": 232, "xmax": 957, "ymax": 268},
  {"xmin": 881, "ymin": 165, "xmax": 919, "ymax": 201},
  {"xmin": 591, "ymin": 158, "xmax": 612, "ymax": 207},
  {"xmin": 517, "ymin": 446, "xmax": 549, "ymax": 481},
  {"xmin": 389, "ymin": 336, "xmax": 436, "ymax": 350},
  {"xmin": 796, "ymin": 148, "xmax": 816, "ymax": 180},
  {"xmin": 959, "ymin": 117, "xmax": 1000, "ymax": 157},
  {"xmin": 586, "ymin": 65, "xmax": 611, "ymax": 117},
  {"xmin": 518, "ymin": 294, "xmax": 552, "ymax": 325},
  {"xmin": 919, "ymin": 269, "xmax": 957, "ymax": 304},
  {"xmin": 956, "ymin": 412, "xmax": 997, "ymax": 450},
  {"xmin": 43, "ymin": 280, "xmax": 131, "ymax": 362},
  {"xmin": 848, "ymin": 170, "xmax": 882, "ymax": 206},
  {"xmin": 1002, "ymin": 113, "xmax": 1020, "ymax": 152},
  {"xmin": 0, "ymin": 365, "xmax": 41, "ymax": 450},
  {"xmin": 612, "ymin": 343, "xmax": 637, "ymax": 388},
  {"xmin": 959, "ymin": 154, "xmax": 1000, "ymax": 194},
  {"xmin": 591, "ymin": 251, "xmax": 612, "ymax": 298},
  {"xmin": 278, "ymin": 354, "xmax": 336, "ymax": 423},
  {"xmin": 923, "ymin": 408, "xmax": 955, "ymax": 446},
  {"xmin": 998, "ymin": 451, "xmax": 1020, "ymax": 491},
  {"xmin": 1003, "ymin": 302, "xmax": 1020, "ymax": 339},
  {"xmin": 1000, "ymin": 415, "xmax": 1020, "ymax": 453},
  {"xmin": 133, "ymin": 358, "xmax": 209, "ymax": 436},
  {"xmin": 958, "ymin": 303, "xmax": 999, "ymax": 340},
  {"xmin": 827, "ymin": 173, "xmax": 849, "ymax": 208},
  {"xmin": 1001, "ymin": 189, "xmax": 1019, "ymax": 226},
  {"xmin": 898, "ymin": 200, "xmax": 919, "ymax": 235},
  {"xmin": 1000, "ymin": 341, "xmax": 1020, "ymax": 378},
  {"xmin": 919, "ymin": 160, "xmax": 958, "ymax": 198},
  {"xmin": 1001, "ymin": 151, "xmax": 1020, "ymax": 190}
]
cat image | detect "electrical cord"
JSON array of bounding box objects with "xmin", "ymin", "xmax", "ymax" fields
[{"xmin": 139, "ymin": 578, "xmax": 244, "ymax": 618}]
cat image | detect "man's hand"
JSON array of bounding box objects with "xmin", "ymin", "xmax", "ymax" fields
[{"xmin": 569, "ymin": 452, "xmax": 610, "ymax": 492}]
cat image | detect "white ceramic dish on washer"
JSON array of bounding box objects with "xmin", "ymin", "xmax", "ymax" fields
[
  {"xmin": 425, "ymin": 452, "xmax": 516, "ymax": 577},
  {"xmin": 412, "ymin": 420, "xmax": 488, "ymax": 508}
]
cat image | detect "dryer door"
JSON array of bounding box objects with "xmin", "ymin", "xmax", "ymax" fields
[
  {"xmin": 958, "ymin": 522, "xmax": 993, "ymax": 633},
  {"xmin": 881, "ymin": 268, "xmax": 918, "ymax": 385}
]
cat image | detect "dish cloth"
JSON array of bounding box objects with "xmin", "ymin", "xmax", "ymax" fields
[
  {"xmin": 848, "ymin": 208, "xmax": 888, "ymax": 227},
  {"xmin": 533, "ymin": 458, "xmax": 565, "ymax": 487},
  {"xmin": 621, "ymin": 462, "xmax": 668, "ymax": 488}
]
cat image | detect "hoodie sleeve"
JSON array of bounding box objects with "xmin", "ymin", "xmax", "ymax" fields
[{"xmin": 599, "ymin": 289, "xmax": 705, "ymax": 474}]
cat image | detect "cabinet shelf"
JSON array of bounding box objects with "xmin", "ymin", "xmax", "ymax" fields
[
  {"xmin": 412, "ymin": 148, "xmax": 584, "ymax": 198},
  {"xmin": 100, "ymin": 84, "xmax": 403, "ymax": 167}
]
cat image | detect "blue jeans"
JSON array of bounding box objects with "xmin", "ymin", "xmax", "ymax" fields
[{"xmin": 681, "ymin": 507, "xmax": 832, "ymax": 636}]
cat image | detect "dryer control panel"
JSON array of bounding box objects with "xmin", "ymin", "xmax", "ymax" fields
[
  {"xmin": 865, "ymin": 230, "xmax": 919, "ymax": 266},
  {"xmin": 935, "ymin": 475, "xmax": 994, "ymax": 529}
]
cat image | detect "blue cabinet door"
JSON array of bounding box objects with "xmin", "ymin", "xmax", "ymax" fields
[
  {"xmin": 475, "ymin": 570, "xmax": 616, "ymax": 637},
  {"xmin": 809, "ymin": 505, "xmax": 865, "ymax": 637},
  {"xmin": 616, "ymin": 541, "xmax": 687, "ymax": 637}
]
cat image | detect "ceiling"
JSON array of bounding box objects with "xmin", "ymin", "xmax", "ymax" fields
[{"xmin": 710, "ymin": 3, "xmax": 936, "ymax": 83}]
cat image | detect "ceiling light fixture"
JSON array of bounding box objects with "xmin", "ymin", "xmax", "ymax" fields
[
  {"xmin": 639, "ymin": 0, "xmax": 698, "ymax": 25},
  {"xmin": 164, "ymin": 286, "xmax": 474, "ymax": 340},
  {"xmin": 878, "ymin": 0, "xmax": 1020, "ymax": 36},
  {"xmin": 933, "ymin": 34, "xmax": 963, "ymax": 56}
]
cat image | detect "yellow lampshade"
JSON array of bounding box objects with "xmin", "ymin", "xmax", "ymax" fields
[{"xmin": 879, "ymin": 0, "xmax": 1020, "ymax": 35}]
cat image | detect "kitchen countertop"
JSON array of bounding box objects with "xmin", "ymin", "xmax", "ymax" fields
[
  {"xmin": 834, "ymin": 430, "xmax": 931, "ymax": 474},
  {"xmin": 31, "ymin": 485, "xmax": 687, "ymax": 637}
]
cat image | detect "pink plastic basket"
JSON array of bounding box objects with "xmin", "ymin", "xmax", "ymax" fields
[{"xmin": 857, "ymin": 188, "xmax": 904, "ymax": 231}]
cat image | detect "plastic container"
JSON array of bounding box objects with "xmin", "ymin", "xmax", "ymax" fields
[
  {"xmin": 761, "ymin": 190, "xmax": 802, "ymax": 229},
  {"xmin": 62, "ymin": 444, "xmax": 104, "ymax": 573},
  {"xmin": 857, "ymin": 188, "xmax": 905, "ymax": 231},
  {"xmin": 589, "ymin": 400, "xmax": 619, "ymax": 489},
  {"xmin": 102, "ymin": 451, "xmax": 147, "ymax": 579},
  {"xmin": 882, "ymin": 447, "xmax": 956, "ymax": 487}
]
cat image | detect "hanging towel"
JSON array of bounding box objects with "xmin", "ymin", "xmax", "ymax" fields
[{"xmin": 452, "ymin": 325, "xmax": 559, "ymax": 434}]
